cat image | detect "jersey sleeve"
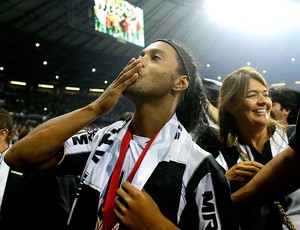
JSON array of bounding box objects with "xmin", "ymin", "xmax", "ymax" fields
[
  {"xmin": 55, "ymin": 128, "xmax": 100, "ymax": 176},
  {"xmin": 196, "ymin": 155, "xmax": 239, "ymax": 230},
  {"xmin": 179, "ymin": 154, "xmax": 239, "ymax": 230}
]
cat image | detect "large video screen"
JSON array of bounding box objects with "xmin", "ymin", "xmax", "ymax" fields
[{"xmin": 94, "ymin": 0, "xmax": 145, "ymax": 47}]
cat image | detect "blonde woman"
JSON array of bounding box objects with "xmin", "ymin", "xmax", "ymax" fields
[{"xmin": 216, "ymin": 67, "xmax": 296, "ymax": 230}]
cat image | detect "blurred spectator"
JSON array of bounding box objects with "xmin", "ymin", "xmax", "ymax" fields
[
  {"xmin": 0, "ymin": 107, "xmax": 70, "ymax": 230},
  {"xmin": 203, "ymin": 78, "xmax": 222, "ymax": 108},
  {"xmin": 270, "ymin": 87, "xmax": 300, "ymax": 125},
  {"xmin": 270, "ymin": 87, "xmax": 300, "ymax": 137}
]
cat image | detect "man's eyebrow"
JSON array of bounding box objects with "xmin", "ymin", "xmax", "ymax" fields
[{"xmin": 140, "ymin": 48, "xmax": 167, "ymax": 57}]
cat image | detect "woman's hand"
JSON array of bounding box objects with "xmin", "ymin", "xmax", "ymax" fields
[{"xmin": 226, "ymin": 161, "xmax": 264, "ymax": 191}]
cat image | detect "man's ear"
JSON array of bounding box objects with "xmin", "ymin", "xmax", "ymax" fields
[
  {"xmin": 173, "ymin": 75, "xmax": 189, "ymax": 92},
  {"xmin": 0, "ymin": 128, "xmax": 9, "ymax": 141},
  {"xmin": 284, "ymin": 107, "xmax": 291, "ymax": 118}
]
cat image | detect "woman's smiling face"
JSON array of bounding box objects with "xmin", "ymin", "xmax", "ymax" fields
[{"xmin": 232, "ymin": 78, "xmax": 272, "ymax": 129}]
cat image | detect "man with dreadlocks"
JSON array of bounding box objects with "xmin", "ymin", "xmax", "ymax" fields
[{"xmin": 5, "ymin": 39, "xmax": 239, "ymax": 230}]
